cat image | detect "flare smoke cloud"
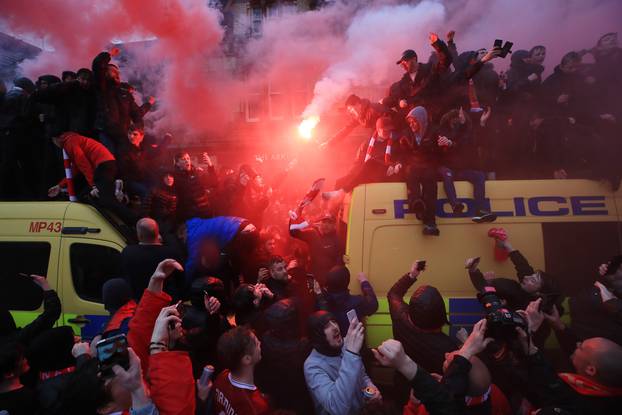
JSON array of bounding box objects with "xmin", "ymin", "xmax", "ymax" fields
[{"xmin": 2, "ymin": 0, "xmax": 621, "ymax": 136}]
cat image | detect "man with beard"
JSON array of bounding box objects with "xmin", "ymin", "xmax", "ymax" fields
[{"xmin": 304, "ymin": 311, "xmax": 380, "ymax": 415}]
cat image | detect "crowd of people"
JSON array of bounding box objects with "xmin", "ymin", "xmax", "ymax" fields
[{"xmin": 0, "ymin": 27, "xmax": 621, "ymax": 415}]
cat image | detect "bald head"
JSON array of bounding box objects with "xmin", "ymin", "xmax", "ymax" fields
[
  {"xmin": 572, "ymin": 337, "xmax": 622, "ymax": 387},
  {"xmin": 136, "ymin": 218, "xmax": 160, "ymax": 244}
]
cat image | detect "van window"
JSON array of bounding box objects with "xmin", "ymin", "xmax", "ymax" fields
[
  {"xmin": 0, "ymin": 242, "xmax": 50, "ymax": 310},
  {"xmin": 70, "ymin": 243, "xmax": 122, "ymax": 303}
]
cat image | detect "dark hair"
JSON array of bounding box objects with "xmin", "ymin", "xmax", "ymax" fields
[
  {"xmin": 174, "ymin": 152, "xmax": 190, "ymax": 162},
  {"xmin": 561, "ymin": 51, "xmax": 581, "ymax": 66},
  {"xmin": 128, "ymin": 124, "xmax": 144, "ymax": 134},
  {"xmin": 529, "ymin": 45, "xmax": 546, "ymax": 56},
  {"xmin": 268, "ymin": 255, "xmax": 285, "ymax": 268},
  {"xmin": 0, "ymin": 341, "xmax": 24, "ymax": 377},
  {"xmin": 62, "ymin": 71, "xmax": 77, "ymax": 81},
  {"xmin": 76, "ymin": 68, "xmax": 92, "ymax": 78},
  {"xmin": 345, "ymin": 94, "xmax": 361, "ymax": 107},
  {"xmin": 217, "ymin": 326, "xmax": 256, "ymax": 371},
  {"xmin": 232, "ymin": 284, "xmax": 256, "ymax": 326}
]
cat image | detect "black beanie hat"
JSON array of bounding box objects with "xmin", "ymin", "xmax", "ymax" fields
[
  {"xmin": 265, "ymin": 299, "xmax": 299, "ymax": 339},
  {"xmin": 102, "ymin": 278, "xmax": 132, "ymax": 314},
  {"xmin": 408, "ymin": 285, "xmax": 448, "ymax": 330},
  {"xmin": 308, "ymin": 311, "xmax": 341, "ymax": 357},
  {"xmin": 326, "ymin": 266, "xmax": 350, "ymax": 293}
]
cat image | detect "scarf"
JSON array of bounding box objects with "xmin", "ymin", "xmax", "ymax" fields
[
  {"xmin": 40, "ymin": 366, "xmax": 76, "ymax": 381},
  {"xmin": 559, "ymin": 373, "xmax": 622, "ymax": 397},
  {"xmin": 364, "ymin": 133, "xmax": 392, "ymax": 165}
]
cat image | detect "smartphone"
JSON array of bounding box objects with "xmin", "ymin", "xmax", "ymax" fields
[
  {"xmin": 465, "ymin": 257, "xmax": 481, "ymax": 270},
  {"xmin": 346, "ymin": 309, "xmax": 358, "ymax": 324},
  {"xmin": 500, "ymin": 41, "xmax": 513, "ymax": 57},
  {"xmin": 306, "ymin": 274, "xmax": 316, "ymax": 292},
  {"xmin": 96, "ymin": 334, "xmax": 129, "ymax": 378},
  {"xmin": 494, "ymin": 39, "xmax": 503, "ymax": 49},
  {"xmin": 416, "ymin": 260, "xmax": 426, "ymax": 271},
  {"xmin": 169, "ymin": 301, "xmax": 185, "ymax": 330}
]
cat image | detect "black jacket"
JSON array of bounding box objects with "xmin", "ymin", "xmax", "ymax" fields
[
  {"xmin": 117, "ymin": 134, "xmax": 170, "ymax": 183},
  {"xmin": 30, "ymin": 80, "xmax": 96, "ymax": 136},
  {"xmin": 525, "ymin": 350, "xmax": 622, "ymax": 414},
  {"xmin": 92, "ymin": 52, "xmax": 143, "ymax": 139},
  {"xmin": 173, "ymin": 166, "xmax": 217, "ymax": 221},
  {"xmin": 0, "ymin": 290, "xmax": 61, "ymax": 346},
  {"xmin": 384, "ymin": 39, "xmax": 452, "ymax": 120},
  {"xmin": 388, "ymin": 274, "xmax": 459, "ymax": 375},
  {"xmin": 438, "ymin": 109, "xmax": 476, "ymax": 170},
  {"xmin": 289, "ymin": 226, "xmax": 344, "ymax": 284},
  {"xmin": 570, "ymin": 287, "xmax": 622, "ymax": 346},
  {"xmin": 256, "ymin": 300, "xmax": 314, "ymax": 414},
  {"xmin": 541, "ymin": 65, "xmax": 591, "ymax": 121}
]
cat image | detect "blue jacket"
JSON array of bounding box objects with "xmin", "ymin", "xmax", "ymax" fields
[{"xmin": 185, "ymin": 216, "xmax": 245, "ymax": 280}]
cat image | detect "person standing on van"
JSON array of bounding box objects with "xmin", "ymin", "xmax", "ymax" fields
[
  {"xmin": 403, "ymin": 106, "xmax": 442, "ymax": 236},
  {"xmin": 47, "ymin": 131, "xmax": 137, "ymax": 226}
]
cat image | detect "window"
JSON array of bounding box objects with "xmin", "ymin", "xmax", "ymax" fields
[
  {"xmin": 70, "ymin": 243, "xmax": 122, "ymax": 303},
  {"xmin": 246, "ymin": 91, "xmax": 264, "ymax": 122},
  {"xmin": 0, "ymin": 242, "xmax": 50, "ymax": 310},
  {"xmin": 250, "ymin": 7, "xmax": 263, "ymax": 38},
  {"xmin": 268, "ymin": 82, "xmax": 286, "ymax": 120}
]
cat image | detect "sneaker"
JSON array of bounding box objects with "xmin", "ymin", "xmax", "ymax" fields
[
  {"xmin": 422, "ymin": 224, "xmax": 440, "ymax": 236},
  {"xmin": 472, "ymin": 210, "xmax": 497, "ymax": 223},
  {"xmin": 452, "ymin": 202, "xmax": 465, "ymax": 214},
  {"xmin": 411, "ymin": 199, "xmax": 426, "ymax": 221}
]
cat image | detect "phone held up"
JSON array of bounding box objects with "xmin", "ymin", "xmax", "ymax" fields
[
  {"xmin": 416, "ymin": 260, "xmax": 426, "ymax": 272},
  {"xmin": 96, "ymin": 334, "xmax": 130, "ymax": 378}
]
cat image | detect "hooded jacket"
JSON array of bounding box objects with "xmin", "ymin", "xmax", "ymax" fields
[
  {"xmin": 304, "ymin": 312, "xmax": 376, "ymax": 415},
  {"xmin": 256, "ymin": 299, "xmax": 314, "ymax": 414},
  {"xmin": 318, "ymin": 266, "xmax": 379, "ymax": 336},
  {"xmin": 438, "ymin": 109, "xmax": 476, "ymax": 170},
  {"xmin": 388, "ymin": 274, "xmax": 458, "ymax": 374},
  {"xmin": 173, "ymin": 165, "xmax": 217, "ymax": 221},
  {"xmin": 403, "ymin": 106, "xmax": 440, "ymax": 168}
]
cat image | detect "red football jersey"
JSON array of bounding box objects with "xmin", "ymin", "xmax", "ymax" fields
[{"xmin": 213, "ymin": 370, "xmax": 271, "ymax": 415}]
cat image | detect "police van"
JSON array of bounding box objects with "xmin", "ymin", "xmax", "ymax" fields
[
  {"xmin": 343, "ymin": 180, "xmax": 622, "ymax": 347},
  {"xmin": 0, "ymin": 201, "xmax": 130, "ymax": 339},
  {"xmin": 2, "ymin": 180, "xmax": 621, "ymax": 344}
]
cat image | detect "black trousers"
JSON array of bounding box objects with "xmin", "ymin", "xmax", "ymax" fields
[
  {"xmin": 336, "ymin": 160, "xmax": 387, "ymax": 193},
  {"xmin": 405, "ymin": 165, "xmax": 438, "ymax": 225}
]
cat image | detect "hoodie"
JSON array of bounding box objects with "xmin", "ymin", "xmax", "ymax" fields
[{"xmin": 404, "ymin": 106, "xmax": 439, "ymax": 168}]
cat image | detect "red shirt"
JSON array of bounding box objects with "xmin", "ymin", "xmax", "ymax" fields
[{"xmin": 213, "ymin": 370, "xmax": 271, "ymax": 415}]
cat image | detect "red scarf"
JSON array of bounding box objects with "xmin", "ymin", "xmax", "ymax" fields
[
  {"xmin": 364, "ymin": 133, "xmax": 392, "ymax": 165},
  {"xmin": 40, "ymin": 366, "xmax": 76, "ymax": 381},
  {"xmin": 104, "ymin": 300, "xmax": 137, "ymax": 333},
  {"xmin": 559, "ymin": 373, "xmax": 622, "ymax": 397}
]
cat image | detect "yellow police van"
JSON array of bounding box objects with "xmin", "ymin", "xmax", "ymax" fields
[
  {"xmin": 2, "ymin": 179, "xmax": 621, "ymax": 344},
  {"xmin": 343, "ymin": 180, "xmax": 622, "ymax": 347},
  {"xmin": 0, "ymin": 201, "xmax": 129, "ymax": 339}
]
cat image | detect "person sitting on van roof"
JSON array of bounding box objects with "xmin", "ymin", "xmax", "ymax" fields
[
  {"xmin": 323, "ymin": 116, "xmax": 407, "ymax": 203},
  {"xmin": 388, "ymin": 261, "xmax": 460, "ymax": 404},
  {"xmin": 317, "ymin": 266, "xmax": 379, "ymax": 336}
]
